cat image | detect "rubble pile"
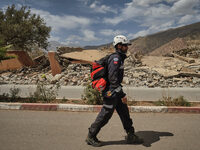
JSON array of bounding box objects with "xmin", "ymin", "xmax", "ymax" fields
[
  {"xmin": 33, "ymin": 55, "xmax": 50, "ymax": 70},
  {"xmin": 175, "ymin": 48, "xmax": 200, "ymax": 59},
  {"xmin": 0, "ymin": 49, "xmax": 200, "ymax": 88},
  {"xmin": 0, "ymin": 57, "xmax": 200, "ymax": 88},
  {"xmin": 123, "ymin": 66, "xmax": 200, "ymax": 88},
  {"xmin": 0, "ymin": 64, "xmax": 91, "ymax": 86}
]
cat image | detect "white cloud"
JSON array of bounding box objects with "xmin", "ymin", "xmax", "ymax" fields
[
  {"xmin": 64, "ymin": 40, "xmax": 80, "ymax": 47},
  {"xmin": 99, "ymin": 29, "xmax": 126, "ymax": 36},
  {"xmin": 104, "ymin": 1, "xmax": 172, "ymax": 25},
  {"xmin": 89, "ymin": 0, "xmax": 117, "ymax": 14},
  {"xmin": 66, "ymin": 35, "xmax": 82, "ymax": 42},
  {"xmin": 178, "ymin": 15, "xmax": 194, "ymax": 24},
  {"xmin": 65, "ymin": 29, "xmax": 99, "ymax": 46},
  {"xmin": 31, "ymin": 8, "xmax": 92, "ymax": 32},
  {"xmin": 104, "ymin": 0, "xmax": 200, "ymax": 38},
  {"xmin": 128, "ymin": 30, "xmax": 151, "ymax": 39},
  {"xmin": 48, "ymin": 35, "xmax": 61, "ymax": 42},
  {"xmin": 64, "ymin": 35, "xmax": 82, "ymax": 46},
  {"xmin": 132, "ymin": 0, "xmax": 163, "ymax": 7},
  {"xmin": 131, "ymin": 0, "xmax": 179, "ymax": 7},
  {"xmin": 131, "ymin": 20, "xmax": 176, "ymax": 38},
  {"xmin": 171, "ymin": 0, "xmax": 200, "ymax": 15},
  {"xmin": 104, "ymin": 17, "xmax": 123, "ymax": 25},
  {"xmin": 82, "ymin": 30, "xmax": 99, "ymax": 41}
]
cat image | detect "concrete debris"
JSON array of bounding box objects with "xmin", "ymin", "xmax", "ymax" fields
[
  {"xmin": 33, "ymin": 55, "xmax": 50, "ymax": 69},
  {"xmin": 60, "ymin": 49, "xmax": 107, "ymax": 63},
  {"xmin": 171, "ymin": 52, "xmax": 195, "ymax": 64},
  {"xmin": 175, "ymin": 48, "xmax": 200, "ymax": 59},
  {"xmin": 48, "ymin": 52, "xmax": 62, "ymax": 76},
  {"xmin": 0, "ymin": 51, "xmax": 35, "ymax": 71},
  {"xmin": 0, "ymin": 48, "xmax": 200, "ymax": 88}
]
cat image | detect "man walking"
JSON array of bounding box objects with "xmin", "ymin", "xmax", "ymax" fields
[{"xmin": 86, "ymin": 35, "xmax": 143, "ymax": 147}]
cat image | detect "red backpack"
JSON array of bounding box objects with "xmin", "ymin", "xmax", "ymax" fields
[{"xmin": 90, "ymin": 54, "xmax": 113, "ymax": 92}]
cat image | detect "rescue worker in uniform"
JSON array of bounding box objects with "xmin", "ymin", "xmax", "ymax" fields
[{"xmin": 86, "ymin": 35, "xmax": 144, "ymax": 147}]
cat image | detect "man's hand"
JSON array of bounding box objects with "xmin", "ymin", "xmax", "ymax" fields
[{"xmin": 122, "ymin": 96, "xmax": 127, "ymax": 104}]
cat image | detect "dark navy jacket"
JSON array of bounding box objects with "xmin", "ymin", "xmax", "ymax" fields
[{"xmin": 103, "ymin": 51, "xmax": 127, "ymax": 98}]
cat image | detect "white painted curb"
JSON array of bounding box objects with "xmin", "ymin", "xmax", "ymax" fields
[
  {"xmin": 0, "ymin": 103, "xmax": 199, "ymax": 113},
  {"xmin": 129, "ymin": 106, "xmax": 168, "ymax": 113},
  {"xmin": 57, "ymin": 104, "xmax": 95, "ymax": 112},
  {"xmin": 0, "ymin": 103, "xmax": 21, "ymax": 110}
]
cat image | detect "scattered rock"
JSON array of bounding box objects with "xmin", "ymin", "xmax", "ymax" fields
[
  {"xmin": 123, "ymin": 77, "xmax": 130, "ymax": 85},
  {"xmin": 1, "ymin": 49, "xmax": 200, "ymax": 88}
]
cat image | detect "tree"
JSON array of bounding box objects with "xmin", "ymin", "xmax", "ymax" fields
[
  {"xmin": 0, "ymin": 39, "xmax": 14, "ymax": 62},
  {"xmin": 0, "ymin": 4, "xmax": 51, "ymax": 51}
]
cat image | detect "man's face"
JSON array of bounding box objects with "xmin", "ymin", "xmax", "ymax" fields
[{"xmin": 118, "ymin": 44, "xmax": 129, "ymax": 53}]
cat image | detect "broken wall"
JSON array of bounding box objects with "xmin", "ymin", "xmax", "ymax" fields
[{"xmin": 0, "ymin": 51, "xmax": 35, "ymax": 71}]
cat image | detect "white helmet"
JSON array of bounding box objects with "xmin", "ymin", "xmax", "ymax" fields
[{"xmin": 113, "ymin": 35, "xmax": 131, "ymax": 47}]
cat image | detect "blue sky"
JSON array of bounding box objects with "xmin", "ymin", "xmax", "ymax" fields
[{"xmin": 0, "ymin": 0, "xmax": 200, "ymax": 47}]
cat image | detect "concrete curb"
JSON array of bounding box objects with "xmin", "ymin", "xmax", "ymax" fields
[{"xmin": 0, "ymin": 103, "xmax": 200, "ymax": 113}]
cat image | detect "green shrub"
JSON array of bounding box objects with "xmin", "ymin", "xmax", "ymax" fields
[
  {"xmin": 154, "ymin": 96, "xmax": 191, "ymax": 106},
  {"xmin": 0, "ymin": 40, "xmax": 15, "ymax": 62},
  {"xmin": 29, "ymin": 82, "xmax": 60, "ymax": 103},
  {"xmin": 61, "ymin": 97, "xmax": 68, "ymax": 103},
  {"xmin": 82, "ymin": 83, "xmax": 103, "ymax": 105},
  {"xmin": 172, "ymin": 96, "xmax": 191, "ymax": 106}
]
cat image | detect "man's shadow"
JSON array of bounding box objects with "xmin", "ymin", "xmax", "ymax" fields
[
  {"xmin": 101, "ymin": 131, "xmax": 174, "ymax": 147},
  {"xmin": 136, "ymin": 131, "xmax": 174, "ymax": 147}
]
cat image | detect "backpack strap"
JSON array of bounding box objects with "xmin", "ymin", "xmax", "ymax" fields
[
  {"xmin": 96, "ymin": 52, "xmax": 117, "ymax": 66},
  {"xmin": 100, "ymin": 52, "xmax": 117, "ymax": 83}
]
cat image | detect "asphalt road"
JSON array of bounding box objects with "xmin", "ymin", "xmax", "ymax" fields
[{"xmin": 0, "ymin": 110, "xmax": 200, "ymax": 150}]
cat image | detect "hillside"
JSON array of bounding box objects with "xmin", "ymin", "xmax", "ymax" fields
[
  {"xmin": 85, "ymin": 22, "xmax": 200, "ymax": 56},
  {"xmin": 48, "ymin": 22, "xmax": 200, "ymax": 56},
  {"xmin": 129, "ymin": 22, "xmax": 200, "ymax": 55},
  {"xmin": 84, "ymin": 43, "xmax": 110, "ymax": 50},
  {"xmin": 149, "ymin": 38, "xmax": 188, "ymax": 56}
]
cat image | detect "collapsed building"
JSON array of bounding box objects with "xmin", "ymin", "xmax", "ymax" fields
[{"xmin": 0, "ymin": 47, "xmax": 200, "ymax": 88}]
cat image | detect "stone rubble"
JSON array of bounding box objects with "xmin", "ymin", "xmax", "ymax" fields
[
  {"xmin": 0, "ymin": 55, "xmax": 200, "ymax": 88},
  {"xmin": 175, "ymin": 48, "xmax": 200, "ymax": 59}
]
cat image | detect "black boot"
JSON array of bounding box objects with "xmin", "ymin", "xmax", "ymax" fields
[
  {"xmin": 125, "ymin": 131, "xmax": 144, "ymax": 144},
  {"xmin": 85, "ymin": 133, "xmax": 102, "ymax": 147}
]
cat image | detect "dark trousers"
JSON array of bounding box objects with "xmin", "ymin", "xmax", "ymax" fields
[{"xmin": 88, "ymin": 96, "xmax": 134, "ymax": 137}]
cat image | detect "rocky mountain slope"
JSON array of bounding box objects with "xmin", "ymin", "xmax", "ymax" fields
[
  {"xmin": 129, "ymin": 22, "xmax": 200, "ymax": 55},
  {"xmin": 88, "ymin": 22, "xmax": 200, "ymax": 56}
]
